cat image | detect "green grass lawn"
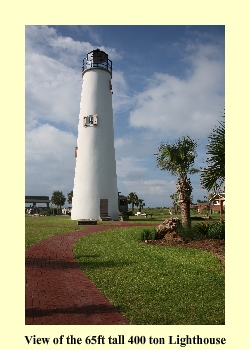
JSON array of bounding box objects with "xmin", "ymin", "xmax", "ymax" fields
[
  {"xmin": 73, "ymin": 226, "xmax": 225, "ymax": 325},
  {"xmin": 25, "ymin": 215, "xmax": 80, "ymax": 249}
]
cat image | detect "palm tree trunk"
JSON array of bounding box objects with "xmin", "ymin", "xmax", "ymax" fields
[
  {"xmin": 180, "ymin": 200, "xmax": 191, "ymax": 227},
  {"xmin": 177, "ymin": 176, "xmax": 192, "ymax": 228}
]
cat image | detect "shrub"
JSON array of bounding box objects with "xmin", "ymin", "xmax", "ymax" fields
[
  {"xmin": 176, "ymin": 222, "xmax": 210, "ymax": 241},
  {"xmin": 176, "ymin": 224, "xmax": 195, "ymax": 241},
  {"xmin": 194, "ymin": 223, "xmax": 210, "ymax": 237},
  {"xmin": 140, "ymin": 227, "xmax": 157, "ymax": 241},
  {"xmin": 207, "ymin": 221, "xmax": 225, "ymax": 239}
]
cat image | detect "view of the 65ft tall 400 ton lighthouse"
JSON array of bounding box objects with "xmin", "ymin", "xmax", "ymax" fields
[{"xmin": 71, "ymin": 49, "xmax": 119, "ymax": 221}]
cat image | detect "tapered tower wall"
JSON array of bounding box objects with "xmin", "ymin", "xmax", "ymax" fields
[{"xmin": 71, "ymin": 51, "xmax": 118, "ymax": 220}]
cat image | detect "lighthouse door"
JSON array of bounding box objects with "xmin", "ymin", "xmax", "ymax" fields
[{"xmin": 100, "ymin": 199, "xmax": 108, "ymax": 217}]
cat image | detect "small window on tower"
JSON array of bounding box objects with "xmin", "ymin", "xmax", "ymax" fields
[{"xmin": 83, "ymin": 114, "xmax": 98, "ymax": 127}]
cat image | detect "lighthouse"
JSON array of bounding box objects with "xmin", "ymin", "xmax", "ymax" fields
[{"xmin": 71, "ymin": 49, "xmax": 118, "ymax": 221}]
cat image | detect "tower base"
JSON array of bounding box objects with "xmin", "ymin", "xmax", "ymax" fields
[{"xmin": 77, "ymin": 219, "xmax": 97, "ymax": 225}]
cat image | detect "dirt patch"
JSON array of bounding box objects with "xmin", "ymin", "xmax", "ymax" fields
[{"xmin": 143, "ymin": 238, "xmax": 225, "ymax": 267}]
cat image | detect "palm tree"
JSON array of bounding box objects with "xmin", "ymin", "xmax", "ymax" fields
[
  {"xmin": 156, "ymin": 135, "xmax": 199, "ymax": 227},
  {"xmin": 138, "ymin": 198, "xmax": 145, "ymax": 212},
  {"xmin": 200, "ymin": 113, "xmax": 225, "ymax": 192},
  {"xmin": 127, "ymin": 192, "xmax": 139, "ymax": 213},
  {"xmin": 51, "ymin": 191, "xmax": 66, "ymax": 214}
]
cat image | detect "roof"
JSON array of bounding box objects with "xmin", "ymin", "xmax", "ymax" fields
[
  {"xmin": 25, "ymin": 196, "xmax": 50, "ymax": 203},
  {"xmin": 209, "ymin": 193, "xmax": 225, "ymax": 201}
]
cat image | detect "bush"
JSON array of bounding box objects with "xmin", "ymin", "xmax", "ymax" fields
[
  {"xmin": 194, "ymin": 223, "xmax": 210, "ymax": 237},
  {"xmin": 176, "ymin": 221, "xmax": 225, "ymax": 241},
  {"xmin": 177, "ymin": 222, "xmax": 210, "ymax": 241},
  {"xmin": 140, "ymin": 227, "xmax": 157, "ymax": 241},
  {"xmin": 176, "ymin": 224, "xmax": 195, "ymax": 241},
  {"xmin": 38, "ymin": 208, "xmax": 51, "ymax": 216},
  {"xmin": 207, "ymin": 221, "xmax": 225, "ymax": 239}
]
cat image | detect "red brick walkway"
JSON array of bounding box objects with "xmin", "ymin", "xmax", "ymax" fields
[{"xmin": 25, "ymin": 223, "xmax": 154, "ymax": 325}]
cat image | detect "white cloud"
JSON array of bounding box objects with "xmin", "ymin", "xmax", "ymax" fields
[
  {"xmin": 26, "ymin": 26, "xmax": 122, "ymax": 67},
  {"xmin": 112, "ymin": 70, "xmax": 133, "ymax": 114},
  {"xmin": 26, "ymin": 124, "xmax": 76, "ymax": 195},
  {"xmin": 26, "ymin": 52, "xmax": 82, "ymax": 131},
  {"xmin": 114, "ymin": 136, "xmax": 132, "ymax": 148},
  {"xmin": 26, "ymin": 26, "xmax": 94, "ymax": 68},
  {"xmin": 129, "ymin": 43, "xmax": 224, "ymax": 138},
  {"xmin": 144, "ymin": 179, "xmax": 173, "ymax": 186},
  {"xmin": 121, "ymin": 179, "xmax": 176, "ymax": 198},
  {"xmin": 26, "ymin": 124, "xmax": 75, "ymax": 155},
  {"xmin": 116, "ymin": 157, "xmax": 147, "ymax": 178}
]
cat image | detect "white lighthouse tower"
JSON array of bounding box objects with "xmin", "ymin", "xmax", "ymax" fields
[{"xmin": 71, "ymin": 49, "xmax": 118, "ymax": 221}]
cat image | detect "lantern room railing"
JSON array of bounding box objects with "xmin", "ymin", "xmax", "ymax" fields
[{"xmin": 82, "ymin": 49, "xmax": 112, "ymax": 76}]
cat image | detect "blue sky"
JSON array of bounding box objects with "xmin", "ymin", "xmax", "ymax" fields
[{"xmin": 25, "ymin": 25, "xmax": 225, "ymax": 208}]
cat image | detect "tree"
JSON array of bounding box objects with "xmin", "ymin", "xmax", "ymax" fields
[
  {"xmin": 67, "ymin": 190, "xmax": 73, "ymax": 204},
  {"xmin": 138, "ymin": 198, "xmax": 145, "ymax": 212},
  {"xmin": 170, "ymin": 193, "xmax": 179, "ymax": 214},
  {"xmin": 51, "ymin": 191, "xmax": 66, "ymax": 214},
  {"xmin": 156, "ymin": 135, "xmax": 199, "ymax": 227},
  {"xmin": 200, "ymin": 114, "xmax": 225, "ymax": 192},
  {"xmin": 127, "ymin": 192, "xmax": 139, "ymax": 213}
]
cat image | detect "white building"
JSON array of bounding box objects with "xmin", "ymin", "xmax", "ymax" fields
[{"xmin": 71, "ymin": 49, "xmax": 118, "ymax": 221}]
